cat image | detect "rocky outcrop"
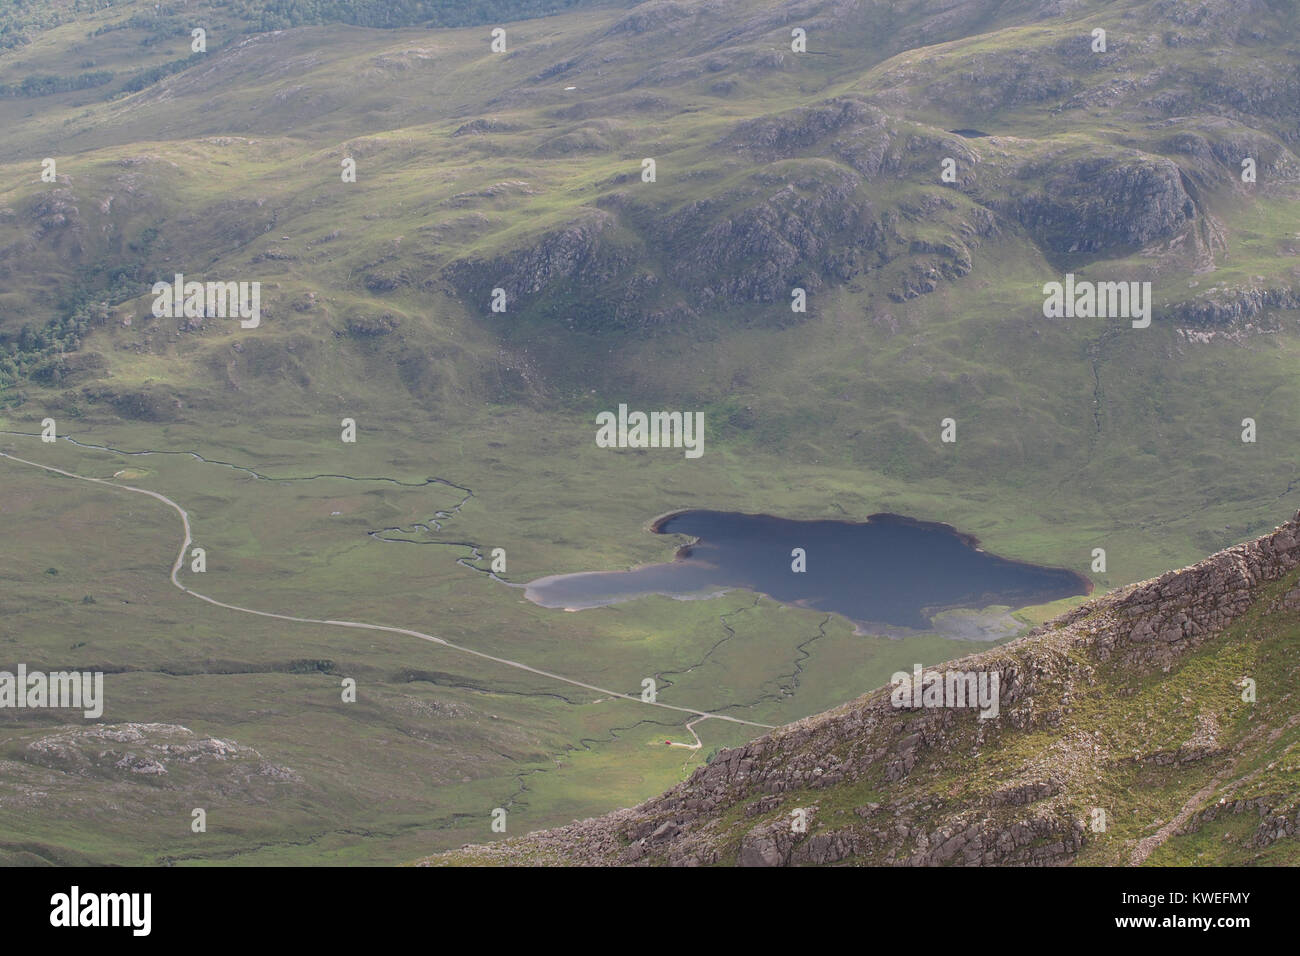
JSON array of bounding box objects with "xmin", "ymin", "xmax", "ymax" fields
[
  {"xmin": 1006, "ymin": 156, "xmax": 1196, "ymax": 254},
  {"xmin": 23, "ymin": 723, "xmax": 299, "ymax": 783},
  {"xmin": 344, "ymin": 312, "xmax": 401, "ymax": 336},
  {"xmin": 1172, "ymin": 287, "xmax": 1300, "ymax": 327},
  {"xmin": 442, "ymin": 156, "xmax": 994, "ymax": 329},
  {"xmin": 722, "ymin": 98, "xmax": 888, "ymax": 163},
  {"xmin": 1182, "ymin": 796, "xmax": 1300, "ymax": 849},
  {"xmin": 657, "ymin": 164, "xmax": 886, "ymax": 306},
  {"xmin": 1071, "ymin": 513, "xmax": 1300, "ymax": 668}
]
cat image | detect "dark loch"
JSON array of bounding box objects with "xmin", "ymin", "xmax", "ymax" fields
[{"xmin": 524, "ymin": 510, "xmax": 1091, "ymax": 630}]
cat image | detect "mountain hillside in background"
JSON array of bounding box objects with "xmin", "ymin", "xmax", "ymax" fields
[{"xmin": 2, "ymin": 0, "xmax": 1296, "ymax": 569}]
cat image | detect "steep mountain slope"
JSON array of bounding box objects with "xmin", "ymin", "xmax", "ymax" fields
[{"xmin": 433, "ymin": 511, "xmax": 1300, "ymax": 865}]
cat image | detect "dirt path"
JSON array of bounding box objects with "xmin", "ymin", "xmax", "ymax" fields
[
  {"xmin": 0, "ymin": 447, "xmax": 775, "ymax": 734},
  {"xmin": 1127, "ymin": 714, "xmax": 1300, "ymax": 865}
]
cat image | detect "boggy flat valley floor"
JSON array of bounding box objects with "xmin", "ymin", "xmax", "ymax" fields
[{"xmin": 1, "ymin": 385, "xmax": 1295, "ymax": 864}]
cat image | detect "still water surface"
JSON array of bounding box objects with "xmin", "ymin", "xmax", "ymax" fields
[{"xmin": 524, "ymin": 510, "xmax": 1090, "ymax": 631}]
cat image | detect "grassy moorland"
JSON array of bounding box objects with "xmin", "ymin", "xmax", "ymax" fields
[{"xmin": 0, "ymin": 0, "xmax": 1298, "ymax": 863}]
